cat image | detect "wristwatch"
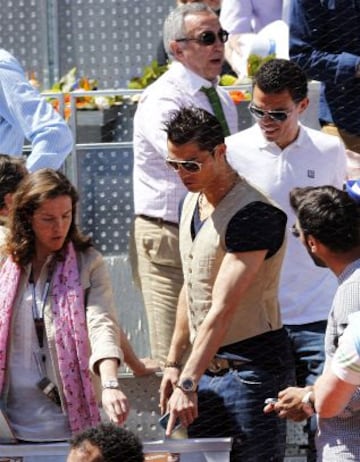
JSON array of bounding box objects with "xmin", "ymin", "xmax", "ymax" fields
[
  {"xmin": 301, "ymin": 390, "xmax": 315, "ymax": 416},
  {"xmin": 176, "ymin": 377, "xmax": 198, "ymax": 393},
  {"xmin": 102, "ymin": 379, "xmax": 120, "ymax": 390}
]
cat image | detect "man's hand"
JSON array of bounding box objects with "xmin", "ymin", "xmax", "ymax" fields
[
  {"xmin": 159, "ymin": 367, "xmax": 181, "ymax": 415},
  {"xmin": 263, "ymin": 386, "xmax": 312, "ymax": 422},
  {"xmin": 165, "ymin": 388, "xmax": 198, "ymax": 436}
]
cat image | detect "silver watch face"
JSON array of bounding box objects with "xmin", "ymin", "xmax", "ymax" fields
[
  {"xmin": 103, "ymin": 379, "xmax": 119, "ymax": 389},
  {"xmin": 181, "ymin": 378, "xmax": 195, "ymax": 392}
]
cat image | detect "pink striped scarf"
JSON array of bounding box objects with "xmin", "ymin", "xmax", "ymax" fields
[{"xmin": 0, "ymin": 242, "xmax": 100, "ymax": 434}]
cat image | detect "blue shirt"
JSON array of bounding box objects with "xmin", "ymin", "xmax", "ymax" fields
[
  {"xmin": 289, "ymin": 0, "xmax": 360, "ymax": 134},
  {"xmin": 0, "ymin": 49, "xmax": 73, "ymax": 171}
]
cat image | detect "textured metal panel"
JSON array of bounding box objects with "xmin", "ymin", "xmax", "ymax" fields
[
  {"xmin": 57, "ymin": 0, "xmax": 174, "ymax": 88},
  {"xmin": 76, "ymin": 146, "xmax": 134, "ymax": 255},
  {"xmin": 105, "ymin": 255, "xmax": 151, "ymax": 358},
  {"xmin": 118, "ymin": 373, "xmax": 164, "ymax": 441},
  {"xmin": 0, "ymin": 0, "xmax": 50, "ymax": 87}
]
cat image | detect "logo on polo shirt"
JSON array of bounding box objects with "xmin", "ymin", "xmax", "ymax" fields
[{"xmin": 307, "ymin": 170, "xmax": 315, "ymax": 178}]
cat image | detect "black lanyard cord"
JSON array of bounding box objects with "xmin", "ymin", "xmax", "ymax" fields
[{"xmin": 29, "ymin": 262, "xmax": 55, "ymax": 349}]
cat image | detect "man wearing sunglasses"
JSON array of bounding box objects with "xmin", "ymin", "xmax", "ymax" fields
[
  {"xmin": 132, "ymin": 3, "xmax": 237, "ymax": 364},
  {"xmin": 156, "ymin": 0, "xmax": 234, "ymax": 76},
  {"xmin": 160, "ymin": 106, "xmax": 293, "ymax": 461},
  {"xmin": 225, "ymin": 58, "xmax": 347, "ymax": 461}
]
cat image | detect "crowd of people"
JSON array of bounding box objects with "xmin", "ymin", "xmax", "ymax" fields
[{"xmin": 0, "ymin": 1, "xmax": 360, "ymax": 461}]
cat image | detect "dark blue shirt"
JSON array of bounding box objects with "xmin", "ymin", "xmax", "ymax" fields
[{"xmin": 289, "ymin": 0, "xmax": 360, "ymax": 134}]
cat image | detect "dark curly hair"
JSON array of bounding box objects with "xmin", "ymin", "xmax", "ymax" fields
[
  {"xmin": 164, "ymin": 106, "xmax": 224, "ymax": 152},
  {"xmin": 253, "ymin": 58, "xmax": 308, "ymax": 104},
  {"xmin": 69, "ymin": 423, "xmax": 144, "ymax": 462},
  {"xmin": 290, "ymin": 185, "xmax": 360, "ymax": 253},
  {"xmin": 0, "ymin": 154, "xmax": 27, "ymax": 209},
  {"xmin": 6, "ymin": 168, "xmax": 92, "ymax": 266}
]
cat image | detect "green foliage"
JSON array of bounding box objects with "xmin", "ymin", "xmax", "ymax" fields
[
  {"xmin": 247, "ymin": 54, "xmax": 276, "ymax": 77},
  {"xmin": 128, "ymin": 60, "xmax": 169, "ymax": 89},
  {"xmin": 219, "ymin": 74, "xmax": 238, "ymax": 86}
]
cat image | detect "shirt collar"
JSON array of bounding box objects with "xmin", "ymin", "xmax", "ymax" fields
[
  {"xmin": 170, "ymin": 61, "xmax": 219, "ymax": 96},
  {"xmin": 338, "ymin": 258, "xmax": 360, "ymax": 283},
  {"xmin": 256, "ymin": 123, "xmax": 304, "ymax": 149}
]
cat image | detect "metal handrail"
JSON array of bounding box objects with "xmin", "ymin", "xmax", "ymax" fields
[{"xmin": 38, "ymin": 86, "xmax": 252, "ymax": 183}]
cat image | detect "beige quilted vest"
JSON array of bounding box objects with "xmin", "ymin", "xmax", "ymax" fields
[{"xmin": 180, "ymin": 177, "xmax": 286, "ymax": 346}]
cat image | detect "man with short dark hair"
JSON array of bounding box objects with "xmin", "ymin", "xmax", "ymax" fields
[
  {"xmin": 225, "ymin": 58, "xmax": 347, "ymax": 461},
  {"xmin": 67, "ymin": 423, "xmax": 144, "ymax": 462},
  {"xmin": 270, "ymin": 186, "xmax": 360, "ymax": 461},
  {"xmin": 160, "ymin": 106, "xmax": 293, "ymax": 461}
]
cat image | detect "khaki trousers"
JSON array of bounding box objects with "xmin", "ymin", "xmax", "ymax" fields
[{"xmin": 131, "ymin": 216, "xmax": 183, "ymax": 363}]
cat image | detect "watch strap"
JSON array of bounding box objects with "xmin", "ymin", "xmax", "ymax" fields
[
  {"xmin": 102, "ymin": 378, "xmax": 120, "ymax": 390},
  {"xmin": 164, "ymin": 360, "xmax": 182, "ymax": 369}
]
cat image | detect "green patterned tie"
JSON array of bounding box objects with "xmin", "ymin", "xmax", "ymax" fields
[{"xmin": 201, "ymin": 86, "xmax": 230, "ymax": 137}]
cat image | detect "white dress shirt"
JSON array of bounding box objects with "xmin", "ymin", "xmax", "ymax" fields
[
  {"xmin": 226, "ymin": 123, "xmax": 347, "ymax": 324},
  {"xmin": 133, "ymin": 61, "xmax": 238, "ymax": 223}
]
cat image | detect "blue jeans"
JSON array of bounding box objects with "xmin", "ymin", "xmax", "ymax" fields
[
  {"xmin": 285, "ymin": 321, "xmax": 326, "ymax": 462},
  {"xmin": 188, "ymin": 332, "xmax": 294, "ymax": 461}
]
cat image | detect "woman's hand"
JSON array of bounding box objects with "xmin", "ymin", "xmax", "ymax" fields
[{"xmin": 102, "ymin": 388, "xmax": 130, "ymax": 425}]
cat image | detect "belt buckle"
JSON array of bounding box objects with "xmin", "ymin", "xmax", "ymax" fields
[{"xmin": 208, "ymin": 357, "xmax": 226, "ymax": 373}]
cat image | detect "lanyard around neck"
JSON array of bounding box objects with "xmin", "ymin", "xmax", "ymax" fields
[{"xmin": 29, "ymin": 263, "xmax": 54, "ymax": 348}]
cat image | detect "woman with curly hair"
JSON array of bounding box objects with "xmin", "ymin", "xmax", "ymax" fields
[{"xmin": 0, "ymin": 168, "xmax": 143, "ymax": 446}]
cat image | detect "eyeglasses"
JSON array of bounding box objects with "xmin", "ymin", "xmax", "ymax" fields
[
  {"xmin": 248, "ymin": 103, "xmax": 291, "ymax": 122},
  {"xmin": 290, "ymin": 224, "xmax": 300, "ymax": 238},
  {"xmin": 175, "ymin": 29, "xmax": 229, "ymax": 46},
  {"xmin": 166, "ymin": 158, "xmax": 203, "ymax": 173}
]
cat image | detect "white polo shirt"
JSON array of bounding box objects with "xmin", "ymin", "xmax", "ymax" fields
[{"xmin": 226, "ymin": 123, "xmax": 347, "ymax": 324}]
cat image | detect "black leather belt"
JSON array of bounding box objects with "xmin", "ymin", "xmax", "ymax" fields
[
  {"xmin": 206, "ymin": 357, "xmax": 248, "ymax": 376},
  {"xmin": 137, "ymin": 214, "xmax": 178, "ymax": 228}
]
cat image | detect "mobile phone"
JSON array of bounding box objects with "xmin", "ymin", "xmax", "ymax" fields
[
  {"xmin": 158, "ymin": 412, "xmax": 182, "ymax": 433},
  {"xmin": 264, "ymin": 397, "xmax": 278, "ymax": 405}
]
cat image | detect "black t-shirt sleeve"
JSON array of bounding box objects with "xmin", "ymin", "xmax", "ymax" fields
[{"xmin": 225, "ymin": 201, "xmax": 287, "ymax": 258}]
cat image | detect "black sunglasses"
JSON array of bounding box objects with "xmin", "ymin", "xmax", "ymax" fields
[
  {"xmin": 248, "ymin": 103, "xmax": 291, "ymax": 122},
  {"xmin": 166, "ymin": 158, "xmax": 203, "ymax": 173},
  {"xmin": 176, "ymin": 29, "xmax": 229, "ymax": 46}
]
